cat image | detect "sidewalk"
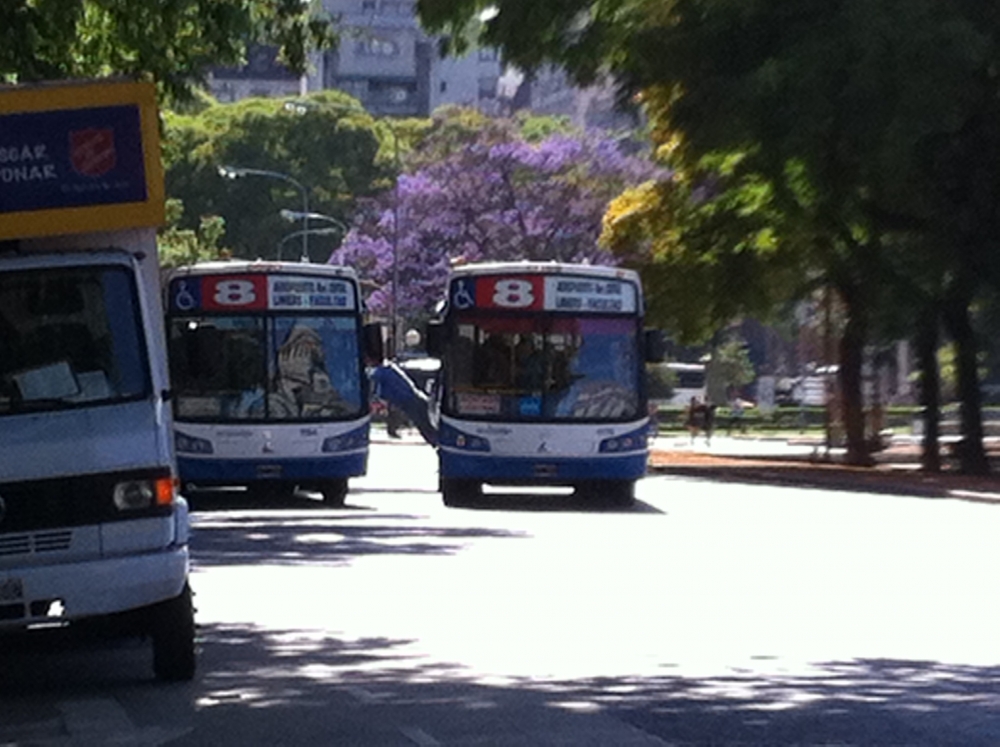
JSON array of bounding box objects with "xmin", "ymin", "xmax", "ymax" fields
[{"xmin": 648, "ymin": 433, "xmax": 1000, "ymax": 503}]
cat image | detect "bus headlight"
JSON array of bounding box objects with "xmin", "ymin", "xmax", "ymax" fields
[
  {"xmin": 440, "ymin": 423, "xmax": 490, "ymax": 452},
  {"xmin": 113, "ymin": 476, "xmax": 174, "ymax": 510},
  {"xmin": 599, "ymin": 425, "xmax": 651, "ymax": 453},
  {"xmin": 175, "ymin": 431, "xmax": 214, "ymax": 454},
  {"xmin": 322, "ymin": 424, "xmax": 370, "ymax": 452}
]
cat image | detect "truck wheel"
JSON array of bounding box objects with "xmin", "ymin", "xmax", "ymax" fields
[
  {"xmin": 441, "ymin": 478, "xmax": 479, "ymax": 508},
  {"xmin": 151, "ymin": 583, "xmax": 196, "ymax": 682}
]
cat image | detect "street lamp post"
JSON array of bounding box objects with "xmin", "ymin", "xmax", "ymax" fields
[
  {"xmin": 283, "ymin": 100, "xmax": 401, "ymax": 357},
  {"xmin": 276, "ymin": 227, "xmax": 343, "ymax": 261},
  {"xmin": 218, "ymin": 165, "xmax": 310, "ymax": 261},
  {"xmin": 279, "ymin": 209, "xmax": 349, "ymax": 235}
]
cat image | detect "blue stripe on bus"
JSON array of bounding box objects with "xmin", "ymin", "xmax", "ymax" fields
[
  {"xmin": 438, "ymin": 450, "xmax": 648, "ymax": 482},
  {"xmin": 178, "ymin": 452, "xmax": 368, "ymax": 483}
]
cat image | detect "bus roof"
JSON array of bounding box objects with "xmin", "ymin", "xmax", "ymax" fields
[
  {"xmin": 167, "ymin": 259, "xmax": 359, "ymax": 282},
  {"xmin": 449, "ymin": 261, "xmax": 640, "ymax": 284}
]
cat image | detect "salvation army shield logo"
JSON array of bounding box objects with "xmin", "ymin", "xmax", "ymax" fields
[{"xmin": 69, "ymin": 128, "xmax": 117, "ymax": 177}]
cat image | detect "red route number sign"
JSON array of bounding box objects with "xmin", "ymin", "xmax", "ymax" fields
[
  {"xmin": 474, "ymin": 276, "xmax": 544, "ymax": 310},
  {"xmin": 200, "ymin": 275, "xmax": 268, "ymax": 311}
]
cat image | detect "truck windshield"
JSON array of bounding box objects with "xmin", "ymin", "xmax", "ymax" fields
[
  {"xmin": 443, "ymin": 314, "xmax": 641, "ymax": 421},
  {"xmin": 0, "ymin": 265, "xmax": 149, "ymax": 415},
  {"xmin": 168, "ymin": 314, "xmax": 363, "ymax": 422}
]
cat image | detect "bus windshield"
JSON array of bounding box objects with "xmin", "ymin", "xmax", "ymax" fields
[
  {"xmin": 169, "ymin": 314, "xmax": 363, "ymax": 422},
  {"xmin": 443, "ymin": 313, "xmax": 640, "ymax": 421},
  {"xmin": 0, "ymin": 265, "xmax": 149, "ymax": 415}
]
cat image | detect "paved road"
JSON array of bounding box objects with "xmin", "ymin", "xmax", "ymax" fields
[{"xmin": 3, "ymin": 439, "xmax": 1000, "ymax": 745}]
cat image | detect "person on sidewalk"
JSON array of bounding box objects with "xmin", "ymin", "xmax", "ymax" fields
[
  {"xmin": 686, "ymin": 397, "xmax": 705, "ymax": 443},
  {"xmin": 704, "ymin": 401, "xmax": 717, "ymax": 445}
]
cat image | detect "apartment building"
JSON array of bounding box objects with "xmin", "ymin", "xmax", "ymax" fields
[{"xmin": 207, "ymin": 0, "xmax": 503, "ymax": 116}]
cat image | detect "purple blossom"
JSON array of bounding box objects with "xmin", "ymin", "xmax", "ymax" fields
[{"xmin": 337, "ymin": 120, "xmax": 662, "ymax": 318}]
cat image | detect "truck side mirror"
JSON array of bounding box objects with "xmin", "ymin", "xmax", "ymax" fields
[
  {"xmin": 425, "ymin": 320, "xmax": 445, "ymax": 358},
  {"xmin": 363, "ymin": 322, "xmax": 384, "ymax": 363},
  {"xmin": 644, "ymin": 328, "xmax": 666, "ymax": 363}
]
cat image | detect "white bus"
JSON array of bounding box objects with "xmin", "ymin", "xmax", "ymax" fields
[
  {"xmin": 165, "ymin": 260, "xmax": 382, "ymax": 505},
  {"xmin": 662, "ymin": 361, "xmax": 707, "ymax": 406},
  {"xmin": 426, "ymin": 262, "xmax": 663, "ymax": 507}
]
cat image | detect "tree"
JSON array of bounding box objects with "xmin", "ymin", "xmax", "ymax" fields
[
  {"xmin": 1, "ymin": 0, "xmax": 334, "ymax": 101},
  {"xmin": 330, "ymin": 108, "xmax": 660, "ymax": 321},
  {"xmin": 158, "ymin": 199, "xmax": 229, "ymax": 270},
  {"xmin": 419, "ymin": 0, "xmax": 1000, "ymax": 472},
  {"xmin": 706, "ymin": 336, "xmax": 756, "ymax": 406},
  {"xmin": 162, "ymin": 91, "xmax": 391, "ymax": 261}
]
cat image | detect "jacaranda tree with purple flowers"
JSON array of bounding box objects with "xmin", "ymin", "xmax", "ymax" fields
[{"xmin": 331, "ymin": 108, "xmax": 660, "ymax": 324}]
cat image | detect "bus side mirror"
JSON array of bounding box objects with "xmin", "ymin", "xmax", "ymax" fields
[
  {"xmin": 644, "ymin": 328, "xmax": 666, "ymax": 363},
  {"xmin": 426, "ymin": 320, "xmax": 445, "ymax": 358},
  {"xmin": 363, "ymin": 322, "xmax": 385, "ymax": 363}
]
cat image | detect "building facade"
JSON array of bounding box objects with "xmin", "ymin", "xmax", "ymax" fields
[{"xmin": 207, "ymin": 0, "xmax": 504, "ymax": 117}]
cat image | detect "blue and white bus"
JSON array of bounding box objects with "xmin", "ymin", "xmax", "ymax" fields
[
  {"xmin": 426, "ymin": 262, "xmax": 663, "ymax": 507},
  {"xmin": 165, "ymin": 260, "xmax": 382, "ymax": 505}
]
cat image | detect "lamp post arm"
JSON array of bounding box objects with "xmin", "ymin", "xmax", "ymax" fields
[{"xmin": 219, "ymin": 165, "xmax": 309, "ymax": 261}]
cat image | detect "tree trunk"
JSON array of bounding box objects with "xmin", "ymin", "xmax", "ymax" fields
[
  {"xmin": 915, "ymin": 304, "xmax": 941, "ymax": 472},
  {"xmin": 943, "ymin": 296, "xmax": 990, "ymax": 474},
  {"xmin": 838, "ymin": 303, "xmax": 872, "ymax": 466}
]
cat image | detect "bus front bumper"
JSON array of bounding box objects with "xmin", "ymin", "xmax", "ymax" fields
[
  {"xmin": 439, "ymin": 448, "xmax": 648, "ymax": 484},
  {"xmin": 178, "ymin": 452, "xmax": 367, "ymax": 485}
]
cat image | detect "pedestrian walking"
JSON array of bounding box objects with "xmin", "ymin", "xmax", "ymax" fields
[{"xmin": 686, "ymin": 396, "xmax": 705, "ymax": 443}]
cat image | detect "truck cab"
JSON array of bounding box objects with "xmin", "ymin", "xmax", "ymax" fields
[{"xmin": 0, "ymin": 80, "xmax": 194, "ymax": 680}]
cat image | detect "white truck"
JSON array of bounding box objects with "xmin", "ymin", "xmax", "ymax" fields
[{"xmin": 0, "ymin": 79, "xmax": 194, "ymax": 680}]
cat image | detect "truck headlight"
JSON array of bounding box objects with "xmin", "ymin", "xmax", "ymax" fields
[{"xmin": 113, "ymin": 476, "xmax": 174, "ymax": 510}]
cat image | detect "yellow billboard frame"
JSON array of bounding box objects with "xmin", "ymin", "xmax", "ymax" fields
[{"xmin": 0, "ymin": 78, "xmax": 164, "ymax": 241}]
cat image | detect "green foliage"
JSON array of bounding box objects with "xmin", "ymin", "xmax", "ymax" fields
[
  {"xmin": 645, "ymin": 363, "xmax": 676, "ymax": 401},
  {"xmin": 0, "ymin": 0, "xmax": 336, "ymax": 102},
  {"xmin": 158, "ymin": 199, "xmax": 227, "ymax": 270},
  {"xmin": 420, "ymin": 0, "xmax": 1000, "ymax": 465},
  {"xmin": 705, "ymin": 337, "xmax": 756, "ymax": 404},
  {"xmin": 162, "ymin": 92, "xmax": 391, "ymax": 261}
]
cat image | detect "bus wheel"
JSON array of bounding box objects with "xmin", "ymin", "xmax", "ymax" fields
[
  {"xmin": 578, "ymin": 480, "xmax": 635, "ymax": 508},
  {"xmin": 150, "ymin": 583, "xmax": 196, "ymax": 682},
  {"xmin": 320, "ymin": 479, "xmax": 348, "ymax": 507},
  {"xmin": 607, "ymin": 480, "xmax": 636, "ymax": 508},
  {"xmin": 441, "ymin": 479, "xmax": 479, "ymax": 508}
]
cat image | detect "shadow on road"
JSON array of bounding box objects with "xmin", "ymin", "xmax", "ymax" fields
[
  {"xmin": 4, "ymin": 621, "xmax": 999, "ymax": 745},
  {"xmin": 453, "ymin": 492, "xmax": 663, "ymax": 514},
  {"xmin": 190, "ymin": 510, "xmax": 530, "ymax": 568}
]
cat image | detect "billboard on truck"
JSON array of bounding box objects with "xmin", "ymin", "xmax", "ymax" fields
[
  {"xmin": 0, "ymin": 78, "xmax": 164, "ymax": 239},
  {"xmin": 0, "ymin": 79, "xmax": 194, "ymax": 681}
]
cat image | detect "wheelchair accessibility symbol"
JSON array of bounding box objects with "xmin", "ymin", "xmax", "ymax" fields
[{"xmin": 452, "ymin": 280, "xmax": 475, "ymax": 310}]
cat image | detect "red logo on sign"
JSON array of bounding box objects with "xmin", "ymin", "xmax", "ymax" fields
[{"xmin": 69, "ymin": 128, "xmax": 117, "ymax": 177}]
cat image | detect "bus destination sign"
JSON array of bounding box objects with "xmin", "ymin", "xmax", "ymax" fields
[
  {"xmin": 169, "ymin": 274, "xmax": 357, "ymax": 313},
  {"xmin": 450, "ymin": 274, "xmax": 637, "ymax": 314}
]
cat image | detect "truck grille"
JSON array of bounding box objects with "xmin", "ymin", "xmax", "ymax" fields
[
  {"xmin": 0, "ymin": 468, "xmax": 172, "ymax": 533},
  {"xmin": 0, "ymin": 530, "xmax": 72, "ymax": 557}
]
